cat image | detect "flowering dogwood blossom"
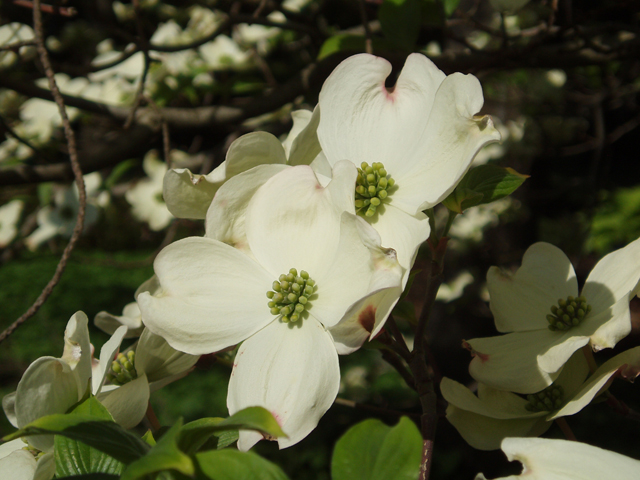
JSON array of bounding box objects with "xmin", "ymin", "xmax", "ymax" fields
[
  {"xmin": 442, "ymin": 346, "xmax": 640, "ymax": 450},
  {"xmin": 467, "ymin": 239, "xmax": 640, "ymax": 393},
  {"xmin": 476, "ymin": 437, "xmax": 640, "ymax": 479},
  {"xmin": 317, "ymin": 53, "xmax": 501, "ymax": 273},
  {"xmin": 139, "ymin": 163, "xmax": 404, "ymax": 449},
  {"xmin": 163, "ymin": 107, "xmax": 320, "ymax": 219},
  {"xmin": 2, "ymin": 312, "xmax": 149, "ymax": 448}
]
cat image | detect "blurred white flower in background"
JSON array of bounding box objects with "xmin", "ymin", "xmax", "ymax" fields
[
  {"xmin": 0, "ymin": 199, "xmax": 24, "ymax": 248},
  {"xmin": 0, "ymin": 23, "xmax": 35, "ymax": 69},
  {"xmin": 25, "ymin": 172, "xmax": 107, "ymax": 250},
  {"xmin": 125, "ymin": 150, "xmax": 173, "ymax": 231}
]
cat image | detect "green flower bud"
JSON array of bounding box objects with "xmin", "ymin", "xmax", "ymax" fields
[
  {"xmin": 354, "ymin": 161, "xmax": 397, "ymax": 218},
  {"xmin": 266, "ymin": 269, "xmax": 317, "ymax": 324},
  {"xmin": 108, "ymin": 349, "xmax": 138, "ymax": 386}
]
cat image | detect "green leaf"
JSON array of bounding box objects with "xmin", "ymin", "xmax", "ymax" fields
[
  {"xmin": 4, "ymin": 413, "xmax": 150, "ymax": 464},
  {"xmin": 379, "ymin": 0, "xmax": 422, "ymax": 50},
  {"xmin": 399, "ymin": 269, "xmax": 421, "ymax": 302},
  {"xmin": 442, "ymin": 0, "xmax": 461, "ymax": 16},
  {"xmin": 121, "ymin": 419, "xmax": 194, "ymax": 480},
  {"xmin": 141, "ymin": 430, "xmax": 156, "ymax": 447},
  {"xmin": 331, "ymin": 417, "xmax": 422, "ymax": 480},
  {"xmin": 318, "ymin": 35, "xmax": 366, "ymax": 59},
  {"xmin": 179, "ymin": 407, "xmax": 286, "ymax": 454},
  {"xmin": 215, "ymin": 429, "xmax": 239, "ymax": 450},
  {"xmin": 56, "ymin": 474, "xmax": 121, "ymax": 480},
  {"xmin": 196, "ymin": 449, "xmax": 290, "ymax": 480},
  {"xmin": 317, "ymin": 35, "xmax": 391, "ymax": 60},
  {"xmin": 392, "ymin": 300, "xmax": 417, "ymax": 325},
  {"xmin": 55, "ymin": 397, "xmax": 125, "ymax": 477},
  {"xmin": 442, "ymin": 164, "xmax": 528, "ymax": 213}
]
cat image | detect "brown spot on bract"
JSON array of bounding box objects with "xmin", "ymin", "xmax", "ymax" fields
[
  {"xmin": 358, "ymin": 305, "xmax": 376, "ymax": 333},
  {"xmin": 462, "ymin": 340, "xmax": 490, "ymax": 363}
]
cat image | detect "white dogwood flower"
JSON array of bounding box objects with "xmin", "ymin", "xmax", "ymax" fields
[
  {"xmin": 466, "ymin": 239, "xmax": 640, "ymax": 393},
  {"xmin": 443, "ymin": 346, "xmax": 640, "ymax": 450},
  {"xmin": 139, "ymin": 163, "xmax": 404, "ymax": 449},
  {"xmin": 2, "ymin": 312, "xmax": 149, "ymax": 458},
  {"xmin": 317, "ymin": 53, "xmax": 501, "ymax": 273},
  {"xmin": 476, "ymin": 437, "xmax": 640, "ymax": 480}
]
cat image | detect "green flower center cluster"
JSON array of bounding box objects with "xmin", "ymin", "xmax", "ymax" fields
[
  {"xmin": 355, "ymin": 162, "xmax": 395, "ymax": 217},
  {"xmin": 525, "ymin": 385, "xmax": 564, "ymax": 412},
  {"xmin": 22, "ymin": 445, "xmax": 44, "ymax": 458},
  {"xmin": 267, "ymin": 268, "xmax": 316, "ymax": 324},
  {"xmin": 546, "ymin": 295, "xmax": 592, "ymax": 331},
  {"xmin": 107, "ymin": 350, "xmax": 137, "ymax": 385}
]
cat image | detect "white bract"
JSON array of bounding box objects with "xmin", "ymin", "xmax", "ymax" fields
[
  {"xmin": 317, "ymin": 53, "xmax": 501, "ymax": 274},
  {"xmin": 162, "ymin": 108, "xmax": 320, "ymax": 219},
  {"xmin": 442, "ymin": 347, "xmax": 640, "ymax": 450},
  {"xmin": 0, "ymin": 199, "xmax": 24, "ymax": 248},
  {"xmin": 125, "ymin": 150, "xmax": 173, "ymax": 231},
  {"xmin": 0, "ymin": 438, "xmax": 55, "ymax": 480},
  {"xmin": 94, "ymin": 275, "xmax": 159, "ymax": 338},
  {"xmin": 476, "ymin": 437, "xmax": 640, "ymax": 480},
  {"xmin": 467, "ymin": 239, "xmax": 640, "ymax": 393},
  {"xmin": 139, "ymin": 163, "xmax": 404, "ymax": 449}
]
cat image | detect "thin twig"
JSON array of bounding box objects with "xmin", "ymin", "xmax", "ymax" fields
[
  {"xmin": 385, "ymin": 315, "xmax": 411, "ymax": 356},
  {"xmin": 162, "ymin": 120, "xmax": 171, "ymax": 169},
  {"xmin": 554, "ymin": 418, "xmax": 577, "ymax": 441},
  {"xmin": 0, "ymin": 114, "xmax": 54, "ymax": 163},
  {"xmin": 334, "ymin": 398, "xmax": 420, "ymax": 420},
  {"xmin": 410, "ymin": 237, "xmax": 447, "ymax": 480},
  {"xmin": 13, "ymin": 0, "xmax": 77, "ymax": 16},
  {"xmin": 381, "ymin": 348, "xmax": 416, "ymax": 391},
  {"xmin": 357, "ymin": 0, "xmax": 373, "ymax": 54},
  {"xmin": 124, "ymin": 0, "xmax": 152, "ymax": 130},
  {"xmin": 0, "ymin": 0, "xmax": 85, "ymax": 345}
]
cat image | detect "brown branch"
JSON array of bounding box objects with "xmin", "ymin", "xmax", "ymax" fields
[
  {"xmin": 0, "ymin": 0, "xmax": 85, "ymax": 345},
  {"xmin": 13, "ymin": 0, "xmax": 77, "ymax": 16},
  {"xmin": 124, "ymin": 0, "xmax": 152, "ymax": 130}
]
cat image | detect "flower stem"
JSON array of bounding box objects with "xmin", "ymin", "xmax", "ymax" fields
[
  {"xmin": 410, "ymin": 236, "xmax": 448, "ymax": 480},
  {"xmin": 555, "ymin": 417, "xmax": 577, "ymax": 441},
  {"xmin": 442, "ymin": 210, "xmax": 458, "ymax": 238},
  {"xmin": 582, "ymin": 345, "xmax": 598, "ymax": 374},
  {"xmin": 145, "ymin": 402, "xmax": 161, "ymax": 432}
]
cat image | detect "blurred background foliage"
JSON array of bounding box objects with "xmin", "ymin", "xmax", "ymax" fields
[{"xmin": 1, "ymin": 0, "xmax": 640, "ymax": 478}]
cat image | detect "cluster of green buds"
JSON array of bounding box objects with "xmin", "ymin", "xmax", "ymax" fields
[
  {"xmin": 546, "ymin": 295, "xmax": 592, "ymax": 331},
  {"xmin": 267, "ymin": 268, "xmax": 316, "ymax": 323},
  {"xmin": 524, "ymin": 385, "xmax": 564, "ymax": 412},
  {"xmin": 355, "ymin": 162, "xmax": 395, "ymax": 217},
  {"xmin": 106, "ymin": 350, "xmax": 138, "ymax": 385},
  {"xmin": 22, "ymin": 445, "xmax": 44, "ymax": 458}
]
